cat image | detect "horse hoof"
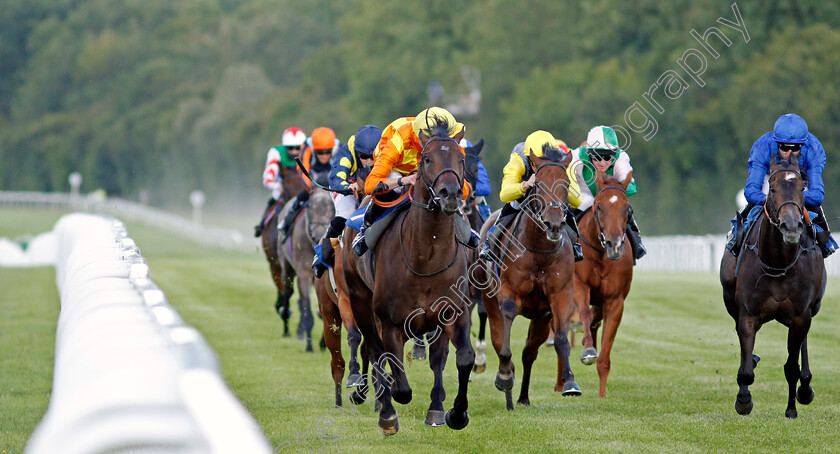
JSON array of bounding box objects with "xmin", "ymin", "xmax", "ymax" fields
[
  {"xmin": 305, "ymin": 345, "xmax": 313, "ymax": 353},
  {"xmin": 349, "ymin": 390, "xmax": 366, "ymax": 405},
  {"xmin": 282, "ymin": 332, "xmax": 291, "ymax": 338},
  {"xmin": 425, "ymin": 410, "xmax": 446, "ymax": 427},
  {"xmin": 393, "ymin": 388, "xmax": 412, "ymax": 405},
  {"xmin": 797, "ymin": 386, "xmax": 815, "ymax": 405},
  {"xmin": 473, "ymin": 363, "xmax": 486, "ymax": 374},
  {"xmin": 495, "ymin": 373, "xmax": 514, "ymax": 391},
  {"xmin": 785, "ymin": 408, "xmax": 798, "ymax": 419},
  {"xmin": 346, "ymin": 373, "xmax": 363, "ymax": 388},
  {"xmin": 445, "ymin": 409, "xmax": 469, "ymax": 430},
  {"xmin": 735, "ymin": 397, "xmax": 753, "ymax": 415},
  {"xmin": 517, "ymin": 397, "xmax": 530, "ymax": 407},
  {"xmin": 580, "ymin": 348, "xmax": 598, "ymax": 365},
  {"xmin": 379, "ymin": 414, "xmax": 400, "ymax": 435},
  {"xmin": 561, "ymin": 381, "xmax": 582, "ymax": 396},
  {"xmin": 753, "ymin": 354, "xmax": 761, "ymax": 368}
]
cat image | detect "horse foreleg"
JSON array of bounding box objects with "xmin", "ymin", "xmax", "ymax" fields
[
  {"xmin": 483, "ymin": 292, "xmax": 512, "ymax": 409},
  {"xmin": 574, "ymin": 278, "xmax": 597, "ymax": 365},
  {"xmin": 382, "ymin": 325, "xmax": 412, "ymax": 405},
  {"xmin": 518, "ymin": 316, "xmax": 551, "ymax": 406},
  {"xmin": 797, "ymin": 337, "xmax": 815, "ymax": 406},
  {"xmin": 298, "ymin": 274, "xmax": 315, "ymax": 352},
  {"xmin": 444, "ymin": 315, "xmax": 474, "ymax": 430},
  {"xmin": 496, "ymin": 295, "xmax": 518, "ymax": 410},
  {"xmin": 317, "ymin": 282, "xmax": 344, "ymax": 407},
  {"xmin": 349, "ymin": 338, "xmax": 369, "ymax": 405},
  {"xmin": 595, "ymin": 297, "xmax": 625, "ymax": 397},
  {"xmin": 735, "ymin": 314, "xmax": 759, "ymax": 415},
  {"xmin": 552, "ymin": 289, "xmax": 580, "ymax": 396},
  {"xmin": 425, "ymin": 333, "xmax": 449, "ymax": 427},
  {"xmin": 353, "ymin": 301, "xmax": 398, "ymax": 434},
  {"xmin": 784, "ymin": 316, "xmax": 811, "ymax": 419}
]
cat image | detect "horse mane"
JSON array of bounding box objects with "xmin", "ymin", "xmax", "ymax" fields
[
  {"xmin": 423, "ymin": 113, "xmax": 453, "ymax": 139},
  {"xmin": 539, "ymin": 144, "xmax": 565, "ymax": 162}
]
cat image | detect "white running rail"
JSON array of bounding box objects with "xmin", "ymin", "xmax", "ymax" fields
[{"xmin": 25, "ymin": 213, "xmax": 272, "ymax": 454}]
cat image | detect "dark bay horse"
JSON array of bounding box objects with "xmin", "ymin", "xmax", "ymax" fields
[
  {"xmin": 573, "ymin": 170, "xmax": 634, "ymax": 397},
  {"xmin": 315, "ymin": 237, "xmax": 364, "ymax": 407},
  {"xmin": 720, "ymin": 156, "xmax": 825, "ymax": 419},
  {"xmin": 280, "ymin": 188, "xmax": 334, "ymax": 352},
  {"xmin": 342, "ymin": 120, "xmax": 475, "ymax": 434},
  {"xmin": 480, "ymin": 147, "xmax": 580, "ymax": 410},
  {"xmin": 463, "ymin": 139, "xmax": 490, "ymax": 373},
  {"xmin": 261, "ymin": 165, "xmax": 307, "ymax": 336}
]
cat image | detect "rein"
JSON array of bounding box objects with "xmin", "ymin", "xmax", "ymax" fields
[{"xmin": 592, "ymin": 185, "xmax": 628, "ymax": 249}]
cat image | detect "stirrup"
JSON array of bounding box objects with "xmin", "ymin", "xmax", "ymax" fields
[
  {"xmin": 312, "ymin": 255, "xmax": 328, "ymax": 278},
  {"xmin": 352, "ymin": 231, "xmax": 368, "ymax": 256},
  {"xmin": 478, "ymin": 242, "xmax": 493, "ymax": 261}
]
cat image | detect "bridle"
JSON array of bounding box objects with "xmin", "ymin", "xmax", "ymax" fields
[
  {"xmin": 517, "ymin": 160, "xmax": 570, "ymax": 254},
  {"xmin": 763, "ymin": 168, "xmax": 806, "ymax": 229},
  {"xmin": 303, "ymin": 202, "xmax": 329, "ymax": 247},
  {"xmin": 591, "ymin": 185, "xmax": 628, "ymax": 250},
  {"xmin": 410, "ymin": 137, "xmax": 465, "ymax": 212}
]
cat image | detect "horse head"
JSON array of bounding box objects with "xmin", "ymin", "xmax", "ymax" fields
[
  {"xmin": 528, "ymin": 145, "xmax": 573, "ymax": 242},
  {"xmin": 593, "ymin": 170, "xmax": 633, "ymax": 260},
  {"xmin": 766, "ymin": 154, "xmax": 805, "ymax": 245},
  {"xmin": 280, "ymin": 165, "xmax": 307, "ymax": 200},
  {"xmin": 416, "ymin": 115, "xmax": 466, "ymax": 215},
  {"xmin": 461, "ymin": 138, "xmax": 484, "ymax": 215},
  {"xmin": 305, "ymin": 188, "xmax": 335, "ymax": 244}
]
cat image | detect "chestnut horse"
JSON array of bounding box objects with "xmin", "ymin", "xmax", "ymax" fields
[
  {"xmin": 480, "ymin": 146, "xmax": 580, "ymax": 410},
  {"xmin": 573, "ymin": 170, "xmax": 634, "ymax": 397},
  {"xmin": 261, "ymin": 165, "xmax": 307, "ymax": 336},
  {"xmin": 314, "ymin": 238, "xmax": 364, "ymax": 407},
  {"xmin": 342, "ymin": 118, "xmax": 474, "ymax": 434},
  {"xmin": 720, "ymin": 156, "xmax": 825, "ymax": 418}
]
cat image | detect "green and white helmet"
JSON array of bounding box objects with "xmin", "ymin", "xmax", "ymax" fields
[{"xmin": 585, "ymin": 125, "xmax": 620, "ymax": 151}]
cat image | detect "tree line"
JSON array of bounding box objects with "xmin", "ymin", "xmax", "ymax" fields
[{"xmin": 2, "ymin": 0, "xmax": 839, "ymax": 234}]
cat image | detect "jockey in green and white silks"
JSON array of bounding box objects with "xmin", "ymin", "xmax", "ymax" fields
[{"xmin": 567, "ymin": 126, "xmax": 646, "ymax": 262}]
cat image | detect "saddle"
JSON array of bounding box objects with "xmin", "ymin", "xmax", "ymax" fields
[{"xmin": 346, "ymin": 197, "xmax": 411, "ymax": 251}]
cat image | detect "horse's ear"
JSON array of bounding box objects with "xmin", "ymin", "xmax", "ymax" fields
[
  {"xmin": 418, "ymin": 131, "xmax": 431, "ymax": 147},
  {"xmin": 560, "ymin": 151, "xmax": 573, "ymax": 167},
  {"xmin": 621, "ymin": 171, "xmax": 634, "ymax": 190},
  {"xmin": 473, "ymin": 138, "xmax": 484, "ymax": 155},
  {"xmin": 453, "ymin": 128, "xmax": 465, "ymax": 144}
]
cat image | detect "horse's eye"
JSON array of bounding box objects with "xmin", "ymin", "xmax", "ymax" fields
[{"xmin": 769, "ymin": 187, "xmax": 775, "ymax": 194}]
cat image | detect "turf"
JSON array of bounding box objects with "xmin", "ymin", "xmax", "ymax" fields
[{"xmin": 2, "ymin": 207, "xmax": 839, "ymax": 453}]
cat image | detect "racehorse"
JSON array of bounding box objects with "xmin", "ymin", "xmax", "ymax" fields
[
  {"xmin": 261, "ymin": 164, "xmax": 308, "ymax": 336},
  {"xmin": 280, "ymin": 188, "xmax": 334, "ymax": 352},
  {"xmin": 720, "ymin": 156, "xmax": 825, "ymax": 419},
  {"xmin": 572, "ymin": 170, "xmax": 635, "ymax": 397},
  {"xmin": 480, "ymin": 146, "xmax": 580, "ymax": 411},
  {"xmin": 315, "ymin": 238, "xmax": 364, "ymax": 407},
  {"xmin": 342, "ymin": 117, "xmax": 474, "ymax": 434}
]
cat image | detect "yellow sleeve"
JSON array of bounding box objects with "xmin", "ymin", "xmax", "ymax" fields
[
  {"xmin": 500, "ymin": 154, "xmax": 527, "ymax": 203},
  {"xmin": 566, "ymin": 165, "xmax": 582, "ymax": 209}
]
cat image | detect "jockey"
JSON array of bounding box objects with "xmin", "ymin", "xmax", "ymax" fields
[
  {"xmin": 278, "ymin": 127, "xmax": 340, "ymax": 241},
  {"xmin": 254, "ymin": 126, "xmax": 308, "ymax": 237},
  {"xmin": 351, "ymin": 107, "xmax": 477, "ymax": 255},
  {"xmin": 568, "ymin": 125, "xmax": 646, "ymax": 262},
  {"xmin": 312, "ymin": 124, "xmax": 382, "ymax": 277},
  {"xmin": 461, "ymin": 138, "xmax": 493, "ymax": 222},
  {"xmin": 726, "ymin": 113, "xmax": 836, "ymax": 257},
  {"xmin": 478, "ymin": 130, "xmax": 585, "ymax": 262}
]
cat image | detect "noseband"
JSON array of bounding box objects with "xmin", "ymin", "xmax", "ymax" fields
[
  {"xmin": 592, "ymin": 185, "xmax": 628, "ymax": 249},
  {"xmin": 528, "ymin": 161, "xmax": 569, "ymax": 224},
  {"xmin": 411, "ymin": 137, "xmax": 465, "ymax": 212}
]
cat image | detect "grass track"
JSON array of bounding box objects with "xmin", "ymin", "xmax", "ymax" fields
[{"xmin": 2, "ymin": 207, "xmax": 840, "ymax": 453}]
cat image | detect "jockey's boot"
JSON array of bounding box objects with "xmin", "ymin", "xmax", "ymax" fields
[
  {"xmin": 726, "ymin": 204, "xmax": 753, "ymax": 256},
  {"xmin": 353, "ymin": 205, "xmax": 382, "ymax": 256},
  {"xmin": 279, "ymin": 192, "xmax": 310, "ymax": 241},
  {"xmin": 565, "ymin": 210, "xmax": 584, "ymax": 262},
  {"xmin": 314, "ymin": 217, "xmax": 347, "ymax": 277},
  {"xmin": 626, "ymin": 209, "xmax": 647, "ymax": 263},
  {"xmin": 813, "ymin": 206, "xmax": 837, "ymax": 258},
  {"xmin": 479, "ymin": 204, "xmax": 519, "ymax": 262},
  {"xmin": 254, "ymin": 197, "xmax": 277, "ymax": 237}
]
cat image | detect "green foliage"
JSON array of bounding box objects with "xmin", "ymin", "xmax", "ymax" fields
[{"xmin": 1, "ymin": 0, "xmax": 839, "ymax": 233}]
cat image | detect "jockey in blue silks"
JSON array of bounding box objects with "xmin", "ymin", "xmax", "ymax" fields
[{"xmin": 726, "ymin": 113, "xmax": 837, "ymax": 257}]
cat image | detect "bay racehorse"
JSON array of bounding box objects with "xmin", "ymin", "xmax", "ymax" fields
[
  {"xmin": 720, "ymin": 155, "xmax": 825, "ymax": 418},
  {"xmin": 342, "ymin": 118, "xmax": 475, "ymax": 434},
  {"xmin": 480, "ymin": 146, "xmax": 580, "ymax": 410},
  {"xmin": 280, "ymin": 188, "xmax": 334, "ymax": 352},
  {"xmin": 573, "ymin": 170, "xmax": 634, "ymax": 397},
  {"xmin": 463, "ymin": 139, "xmax": 490, "ymax": 373},
  {"xmin": 261, "ymin": 164, "xmax": 307, "ymax": 336},
  {"xmin": 314, "ymin": 237, "xmax": 364, "ymax": 407}
]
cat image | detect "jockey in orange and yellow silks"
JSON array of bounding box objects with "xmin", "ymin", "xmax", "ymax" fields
[{"xmin": 352, "ymin": 107, "xmax": 477, "ymax": 255}]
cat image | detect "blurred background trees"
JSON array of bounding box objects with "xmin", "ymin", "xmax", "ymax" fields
[{"xmin": 1, "ymin": 0, "xmax": 838, "ymax": 234}]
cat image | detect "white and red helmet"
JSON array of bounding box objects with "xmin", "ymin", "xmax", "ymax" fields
[{"xmin": 281, "ymin": 127, "xmax": 306, "ymax": 147}]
